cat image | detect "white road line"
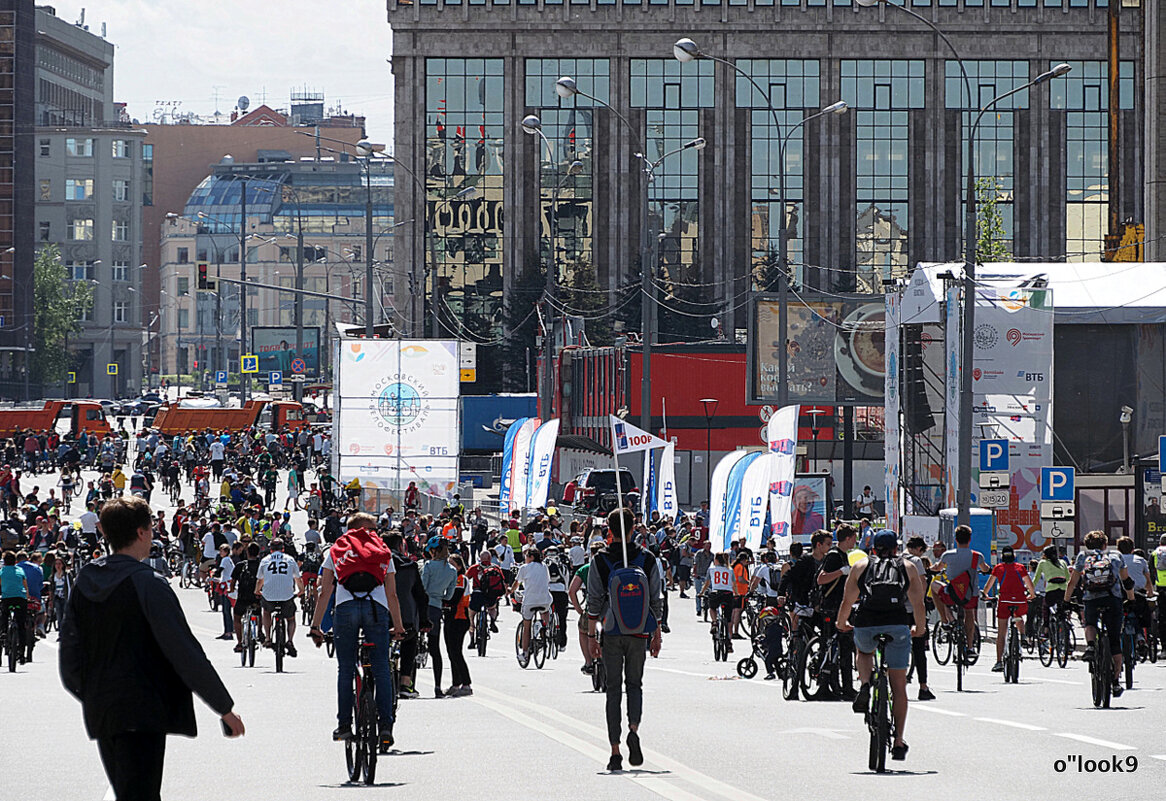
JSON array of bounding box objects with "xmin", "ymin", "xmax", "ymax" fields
[
  {"xmin": 1148, "ymin": 755, "xmax": 1166, "ymax": 761},
  {"xmin": 102, "ymin": 785, "xmax": 115, "ymax": 801},
  {"xmin": 1053, "ymin": 733, "xmax": 1137, "ymax": 750},
  {"xmin": 475, "ymin": 685, "xmax": 770, "ymax": 801},
  {"xmin": 648, "ymin": 666, "xmax": 735, "ymax": 680},
  {"xmin": 928, "ymin": 667, "xmax": 1081, "ymax": 686},
  {"xmin": 974, "ymin": 717, "xmax": 1046, "ymax": 731},
  {"xmin": 909, "ymin": 705, "xmax": 966, "ymax": 717}
]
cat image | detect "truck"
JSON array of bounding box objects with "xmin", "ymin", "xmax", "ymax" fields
[
  {"xmin": 0, "ymin": 400, "xmax": 112, "ymax": 439},
  {"xmin": 149, "ymin": 400, "xmax": 307, "ymax": 435}
]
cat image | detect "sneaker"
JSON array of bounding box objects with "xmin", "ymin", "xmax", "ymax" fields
[
  {"xmin": 627, "ymin": 730, "xmax": 643, "ymax": 767},
  {"xmin": 581, "ymin": 663, "xmax": 594, "ymax": 674},
  {"xmin": 606, "ymin": 754, "xmax": 623, "ymax": 772},
  {"xmin": 379, "ymin": 728, "xmax": 394, "ymax": 752},
  {"xmin": 444, "ymin": 686, "xmax": 460, "ymax": 696},
  {"xmin": 455, "ymin": 686, "xmax": 473, "ymax": 697},
  {"xmin": 1082, "ymin": 644, "xmax": 1096, "ymax": 660},
  {"xmin": 285, "ymin": 643, "xmax": 297, "ymax": 658},
  {"xmin": 217, "ymin": 633, "xmax": 234, "ymax": 640},
  {"xmin": 679, "ymin": 593, "xmax": 690, "ymax": 599},
  {"xmin": 332, "ymin": 725, "xmax": 352, "ymax": 741},
  {"xmin": 891, "ymin": 742, "xmax": 909, "ymax": 761},
  {"xmin": 399, "ymin": 685, "xmax": 420, "ymax": 700},
  {"xmin": 852, "ymin": 683, "xmax": 871, "ymax": 714},
  {"xmin": 764, "ymin": 672, "xmax": 776, "ymax": 681},
  {"xmin": 489, "ymin": 622, "xmax": 498, "ymax": 633},
  {"xmin": 918, "ymin": 687, "xmax": 936, "ymax": 701},
  {"xmin": 1112, "ymin": 681, "xmax": 1124, "ymax": 698},
  {"xmin": 991, "ymin": 661, "xmax": 1005, "ymax": 673},
  {"xmin": 660, "ymin": 624, "xmax": 670, "ymax": 634},
  {"xmin": 435, "ymin": 687, "xmax": 446, "ymax": 699}
]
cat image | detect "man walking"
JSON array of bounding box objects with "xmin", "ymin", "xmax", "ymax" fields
[
  {"xmin": 586, "ymin": 507, "xmax": 664, "ymax": 772},
  {"xmin": 60, "ymin": 496, "xmax": 244, "ymax": 801}
]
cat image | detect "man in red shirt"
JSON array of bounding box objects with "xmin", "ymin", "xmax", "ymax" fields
[{"xmin": 981, "ymin": 545, "xmax": 1035, "ymax": 673}]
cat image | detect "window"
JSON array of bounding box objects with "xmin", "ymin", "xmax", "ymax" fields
[
  {"xmin": 246, "ymin": 308, "xmax": 258, "ymax": 327},
  {"xmin": 114, "ymin": 302, "xmax": 128, "ymax": 323},
  {"xmin": 177, "ymin": 277, "xmax": 190, "ymax": 295},
  {"xmin": 112, "ymin": 261, "xmax": 129, "ymax": 282},
  {"xmin": 176, "ymin": 247, "xmax": 189, "ymax": 264},
  {"xmin": 111, "ymin": 220, "xmax": 128, "ymax": 241},
  {"xmin": 142, "ymin": 144, "xmax": 153, "ymax": 206},
  {"xmin": 78, "ymin": 303, "xmax": 93, "ymax": 323},
  {"xmin": 111, "ymin": 139, "xmax": 128, "ymax": 158},
  {"xmin": 66, "ymin": 261, "xmax": 95, "ymax": 281},
  {"xmin": 39, "ymin": 221, "xmax": 50, "ymax": 241},
  {"xmin": 65, "ymin": 138, "xmax": 93, "ymax": 157},
  {"xmin": 112, "ymin": 179, "xmax": 129, "ymax": 202},
  {"xmin": 39, "ymin": 180, "xmax": 51, "ymax": 201},
  {"xmin": 69, "ymin": 218, "xmax": 94, "ymax": 241},
  {"xmin": 65, "ymin": 178, "xmax": 94, "ymax": 201},
  {"xmin": 178, "ymin": 308, "xmax": 190, "ymax": 329},
  {"xmin": 39, "ymin": 139, "xmax": 49, "ymax": 157}
]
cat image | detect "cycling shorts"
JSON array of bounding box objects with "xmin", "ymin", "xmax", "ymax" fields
[
  {"xmin": 261, "ymin": 598, "xmax": 296, "ymax": 617},
  {"xmin": 1083, "ymin": 595, "xmax": 1122, "ymax": 651},
  {"xmin": 521, "ymin": 603, "xmax": 549, "ymax": 621},
  {"xmin": 935, "ymin": 584, "xmax": 978, "ymax": 610},
  {"xmin": 469, "ymin": 590, "xmax": 501, "ymax": 613},
  {"xmin": 996, "ymin": 599, "xmax": 1028, "ymax": 619}
]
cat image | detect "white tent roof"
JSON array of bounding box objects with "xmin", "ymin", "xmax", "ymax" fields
[{"xmin": 913, "ymin": 262, "xmax": 1166, "ymax": 325}]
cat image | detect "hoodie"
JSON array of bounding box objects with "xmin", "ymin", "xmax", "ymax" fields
[{"xmin": 59, "ymin": 554, "xmax": 233, "ymax": 739}]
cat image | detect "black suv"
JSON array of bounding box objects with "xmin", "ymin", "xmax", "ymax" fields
[{"xmin": 570, "ymin": 468, "xmax": 639, "ymax": 515}]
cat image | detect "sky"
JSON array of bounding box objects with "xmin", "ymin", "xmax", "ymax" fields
[{"xmin": 49, "ymin": 0, "xmax": 396, "ymax": 144}]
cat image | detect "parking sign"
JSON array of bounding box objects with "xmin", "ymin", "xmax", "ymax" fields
[
  {"xmin": 1040, "ymin": 467, "xmax": 1075, "ymax": 502},
  {"xmin": 269, "ymin": 371, "xmax": 283, "ymax": 386},
  {"xmin": 979, "ymin": 439, "xmax": 1009, "ymax": 472},
  {"xmin": 215, "ymin": 370, "xmax": 228, "ymax": 387},
  {"xmin": 1159, "ymin": 435, "xmax": 1166, "ymax": 475}
]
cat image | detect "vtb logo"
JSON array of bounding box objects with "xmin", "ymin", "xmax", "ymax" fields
[
  {"xmin": 769, "ymin": 480, "xmax": 793, "ymax": 497},
  {"xmin": 771, "ymin": 438, "xmax": 796, "ymax": 455}
]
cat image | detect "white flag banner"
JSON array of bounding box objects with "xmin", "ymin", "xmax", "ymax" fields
[
  {"xmin": 609, "ymin": 416, "xmax": 669, "ymax": 455},
  {"xmin": 741, "ymin": 452, "xmax": 778, "ymax": 551},
  {"xmin": 767, "ymin": 405, "xmax": 800, "ymax": 553},
  {"xmin": 525, "ymin": 418, "xmax": 560, "ymax": 510},
  {"xmin": 708, "ymin": 450, "xmax": 750, "ymax": 545},
  {"xmin": 508, "ymin": 417, "xmax": 540, "ymax": 515},
  {"xmin": 657, "ymin": 442, "xmax": 678, "ymax": 522}
]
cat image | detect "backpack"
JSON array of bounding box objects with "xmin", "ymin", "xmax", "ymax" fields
[
  {"xmin": 212, "ymin": 529, "xmax": 227, "ymax": 549},
  {"xmin": 1081, "ymin": 550, "xmax": 1117, "ymax": 593},
  {"xmin": 547, "ymin": 558, "xmax": 564, "ymax": 584},
  {"xmin": 235, "ymin": 559, "xmax": 259, "ymax": 597},
  {"xmin": 331, "ymin": 528, "xmax": 392, "ymax": 594},
  {"xmin": 766, "ymin": 563, "xmax": 783, "ymax": 593},
  {"xmin": 482, "ymin": 566, "xmax": 507, "ymax": 596},
  {"xmin": 858, "ymin": 556, "xmax": 909, "ymax": 614},
  {"xmin": 602, "ymin": 551, "xmax": 658, "ymax": 636}
]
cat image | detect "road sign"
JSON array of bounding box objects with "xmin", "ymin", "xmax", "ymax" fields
[
  {"xmin": 759, "ymin": 405, "xmax": 774, "ymax": 423},
  {"xmin": 979, "ymin": 472, "xmax": 1010, "ymax": 489},
  {"xmin": 106, "ymin": 363, "xmax": 118, "ymax": 376},
  {"xmin": 1159, "ymin": 435, "xmax": 1166, "ymax": 475},
  {"xmin": 979, "ymin": 489, "xmax": 1010, "ymax": 508},
  {"xmin": 241, "ymin": 355, "xmax": 259, "ymax": 374},
  {"xmin": 289, "ymin": 374, "xmax": 306, "ymax": 382},
  {"xmin": 1040, "ymin": 466, "xmax": 1074, "ymax": 502},
  {"xmin": 290, "ymin": 357, "xmax": 306, "ymax": 374},
  {"xmin": 1041, "ymin": 502, "xmax": 1075, "ymax": 519},
  {"xmin": 269, "ymin": 370, "xmax": 283, "ymax": 386},
  {"xmin": 460, "ymin": 341, "xmax": 477, "ymax": 371},
  {"xmin": 66, "ymin": 372, "xmax": 76, "ymax": 384},
  {"xmin": 1041, "ymin": 518, "xmax": 1076, "ymax": 542},
  {"xmin": 980, "ymin": 439, "xmax": 1009, "ymax": 472},
  {"xmin": 215, "ymin": 370, "xmax": 228, "ymax": 388},
  {"xmin": 460, "ymin": 368, "xmax": 476, "ymax": 383}
]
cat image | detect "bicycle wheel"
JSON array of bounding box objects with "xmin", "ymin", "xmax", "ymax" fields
[
  {"xmin": 954, "ymin": 628, "xmax": 965, "ymax": 693},
  {"xmin": 740, "ymin": 605, "xmax": 754, "ymax": 639},
  {"xmin": 967, "ymin": 624, "xmax": 982, "ymax": 665},
  {"xmin": 361, "ymin": 689, "xmax": 378, "ymax": 785},
  {"xmin": 515, "ymin": 623, "xmax": 529, "ymax": 669},
  {"xmin": 736, "ymin": 657, "xmax": 758, "ymax": 679},
  {"xmin": 798, "ymin": 636, "xmax": 827, "ymax": 700},
  {"xmin": 1151, "ymin": 634, "xmax": 1159, "ymax": 664},
  {"xmin": 783, "ymin": 637, "xmax": 802, "ymax": 701},
  {"xmin": 476, "ymin": 614, "xmax": 488, "ymax": 658},
  {"xmin": 345, "ymin": 693, "xmax": 363, "ymax": 782},
  {"xmin": 1099, "ymin": 636, "xmax": 1113, "ymax": 708},
  {"xmin": 931, "ymin": 622, "xmax": 952, "ymax": 666},
  {"xmin": 247, "ymin": 619, "xmax": 257, "ymax": 668},
  {"xmin": 6, "ymin": 621, "xmax": 17, "ymax": 672},
  {"xmin": 533, "ymin": 628, "xmax": 547, "ymax": 670},
  {"xmin": 1123, "ymin": 631, "xmax": 1135, "ymax": 690},
  {"xmin": 240, "ymin": 622, "xmax": 250, "ymax": 668},
  {"xmin": 869, "ymin": 667, "xmax": 889, "ymax": 773},
  {"xmin": 1037, "ymin": 624, "xmax": 1054, "ymax": 667},
  {"xmin": 275, "ymin": 617, "xmax": 285, "ymax": 674},
  {"xmin": 1006, "ymin": 625, "xmax": 1020, "ymax": 683},
  {"xmin": 1055, "ymin": 620, "xmax": 1070, "ymax": 669}
]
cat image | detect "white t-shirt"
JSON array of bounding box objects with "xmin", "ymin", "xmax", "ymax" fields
[
  {"xmin": 202, "ymin": 532, "xmax": 217, "ymax": 558},
  {"xmin": 708, "ymin": 564, "xmax": 734, "ymax": 593},
  {"xmin": 1122, "ymin": 553, "xmax": 1150, "ymax": 592},
  {"xmin": 220, "ymin": 555, "xmax": 236, "ymax": 583},
  {"xmin": 855, "ymin": 493, "xmax": 876, "ymax": 515},
  {"xmin": 568, "ymin": 544, "xmax": 586, "ymax": 568},
  {"xmin": 494, "ymin": 543, "xmax": 515, "ymax": 570},
  {"xmin": 753, "ymin": 563, "xmax": 780, "ymax": 597},
  {"xmin": 209, "ymin": 441, "xmax": 226, "ymax": 461},
  {"xmin": 258, "ymin": 551, "xmax": 300, "ymax": 602},
  {"xmin": 323, "ymin": 548, "xmax": 396, "ymax": 609},
  {"xmin": 516, "ymin": 561, "xmax": 552, "ymax": 608},
  {"xmin": 79, "ymin": 510, "xmax": 99, "ymax": 534}
]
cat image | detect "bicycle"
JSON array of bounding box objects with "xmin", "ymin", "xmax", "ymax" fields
[
  {"xmin": 1037, "ymin": 600, "xmax": 1075, "ymax": 669},
  {"xmin": 1000, "ymin": 602, "xmax": 1023, "ymax": 684},
  {"xmin": 933, "ymin": 604, "xmax": 980, "ymax": 692},
  {"xmin": 1087, "ymin": 603, "xmax": 1116, "ymax": 709},
  {"xmin": 346, "ymin": 640, "xmax": 380, "ymax": 786},
  {"xmin": 474, "ymin": 603, "xmax": 491, "ymax": 658},
  {"xmin": 783, "ymin": 607, "xmax": 815, "ymax": 702},
  {"xmin": 866, "ymin": 633, "xmax": 895, "ymax": 774},
  {"xmin": 800, "ymin": 619, "xmax": 843, "ymax": 700},
  {"xmin": 240, "ymin": 603, "xmax": 260, "ymax": 668},
  {"xmin": 712, "ymin": 606, "xmax": 732, "ymax": 663},
  {"xmin": 271, "ymin": 603, "xmax": 288, "ymax": 674},
  {"xmin": 1120, "ymin": 601, "xmax": 1139, "ymax": 691},
  {"xmin": 515, "ymin": 607, "xmax": 550, "ymax": 669},
  {"xmin": 548, "ymin": 609, "xmax": 562, "ymax": 660},
  {"xmin": 2, "ymin": 600, "xmax": 24, "ymax": 672},
  {"xmin": 591, "ymin": 629, "xmax": 607, "ymax": 692},
  {"xmin": 301, "ymin": 579, "xmax": 318, "ymax": 627}
]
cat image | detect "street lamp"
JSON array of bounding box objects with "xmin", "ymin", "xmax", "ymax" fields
[
  {"xmin": 700, "ymin": 397, "xmax": 719, "ymax": 502},
  {"xmin": 807, "ymin": 407, "xmax": 827, "ymax": 474},
  {"xmin": 1120, "ymin": 405, "xmax": 1133, "ymax": 474},
  {"xmin": 674, "ymin": 38, "xmax": 845, "ymax": 408}
]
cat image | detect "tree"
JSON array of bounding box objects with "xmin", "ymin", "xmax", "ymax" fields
[
  {"xmin": 558, "ymin": 259, "xmax": 612, "ymax": 347},
  {"xmin": 497, "ymin": 256, "xmax": 545, "ymax": 392},
  {"xmin": 33, "ymin": 245, "xmax": 93, "ymax": 387},
  {"xmin": 975, "ymin": 176, "xmax": 1012, "ymax": 264}
]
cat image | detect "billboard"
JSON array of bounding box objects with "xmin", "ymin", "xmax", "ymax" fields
[
  {"xmin": 332, "ymin": 339, "xmax": 460, "ymax": 497},
  {"xmin": 749, "ymin": 293, "xmax": 886, "ymax": 405},
  {"xmin": 252, "ymin": 326, "xmax": 320, "ymax": 378}
]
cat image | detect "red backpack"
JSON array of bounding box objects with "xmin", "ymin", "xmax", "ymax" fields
[{"xmin": 331, "ymin": 528, "xmax": 391, "ymax": 593}]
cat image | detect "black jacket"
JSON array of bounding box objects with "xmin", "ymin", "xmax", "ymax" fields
[
  {"xmin": 392, "ymin": 552, "xmax": 427, "ymax": 631},
  {"xmin": 59, "ymin": 554, "xmax": 233, "ymax": 739}
]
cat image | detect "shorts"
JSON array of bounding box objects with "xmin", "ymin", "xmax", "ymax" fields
[
  {"xmin": 469, "ymin": 590, "xmax": 501, "ymax": 613},
  {"xmin": 675, "ymin": 564, "xmax": 691, "ymax": 582},
  {"xmin": 577, "ymin": 613, "xmax": 590, "ymax": 633},
  {"xmin": 935, "ymin": 584, "xmax": 979, "ymax": 610},
  {"xmin": 1083, "ymin": 595, "xmax": 1122, "ymax": 651},
  {"xmin": 854, "ymin": 624, "xmax": 912, "ymax": 670},
  {"xmin": 521, "ymin": 602, "xmax": 549, "ymax": 621},
  {"xmin": 996, "ymin": 600, "xmax": 1028, "ymax": 619},
  {"xmin": 234, "ymin": 596, "xmax": 259, "ymax": 619},
  {"xmin": 709, "ymin": 590, "xmax": 735, "ymax": 617},
  {"xmin": 261, "ymin": 598, "xmax": 296, "ymax": 617},
  {"xmin": 200, "ymin": 558, "xmax": 216, "ymax": 570}
]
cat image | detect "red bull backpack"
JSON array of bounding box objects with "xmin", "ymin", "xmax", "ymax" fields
[{"xmin": 603, "ymin": 551, "xmax": 658, "ymax": 636}]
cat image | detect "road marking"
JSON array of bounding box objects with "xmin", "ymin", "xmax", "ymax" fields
[
  {"xmin": 927, "ymin": 667, "xmax": 1081, "ymax": 686},
  {"xmin": 102, "ymin": 785, "xmax": 115, "ymax": 800},
  {"xmin": 909, "ymin": 705, "xmax": 966, "ymax": 717},
  {"xmin": 1053, "ymin": 733, "xmax": 1136, "ymax": 751},
  {"xmin": 1149, "ymin": 755, "xmax": 1166, "ymax": 761},
  {"xmin": 648, "ymin": 666, "xmax": 734, "ymax": 680},
  {"xmin": 974, "ymin": 717, "xmax": 1046, "ymax": 731},
  {"xmin": 475, "ymin": 685, "xmax": 769, "ymax": 801},
  {"xmin": 777, "ymin": 727, "xmax": 852, "ymax": 740}
]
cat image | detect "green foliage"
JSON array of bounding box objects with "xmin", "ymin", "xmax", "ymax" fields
[
  {"xmin": 558, "ymin": 260, "xmax": 612, "ymax": 347},
  {"xmin": 498, "ymin": 256, "xmax": 545, "ymax": 392},
  {"xmin": 33, "ymin": 245, "xmax": 93, "ymax": 387},
  {"xmin": 975, "ymin": 176, "xmax": 1012, "ymax": 264}
]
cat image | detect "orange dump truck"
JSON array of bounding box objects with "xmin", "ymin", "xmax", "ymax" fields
[
  {"xmin": 150, "ymin": 400, "xmax": 306, "ymax": 435},
  {"xmin": 0, "ymin": 400, "xmax": 112, "ymax": 438}
]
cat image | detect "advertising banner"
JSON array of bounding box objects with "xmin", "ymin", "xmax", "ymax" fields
[
  {"xmin": 741, "ymin": 453, "xmax": 777, "ymax": 552},
  {"xmin": 498, "ymin": 417, "xmax": 527, "ymax": 511},
  {"xmin": 524, "ymin": 418, "xmax": 560, "ymax": 511},
  {"xmin": 709, "ymin": 450, "xmax": 750, "ymax": 545},
  {"xmin": 943, "ymin": 285, "xmax": 962, "ymax": 509},
  {"xmin": 334, "ymin": 339, "xmax": 460, "ymax": 496},
  {"xmin": 723, "ymin": 451, "xmax": 763, "ymax": 550},
  {"xmin": 657, "ymin": 443, "xmax": 678, "ymax": 522},
  {"xmin": 791, "ymin": 476, "xmax": 829, "ymax": 542},
  {"xmin": 766, "ymin": 405, "xmax": 800, "ymax": 553},
  {"xmin": 252, "ymin": 326, "xmax": 321, "ymax": 377},
  {"xmin": 885, "ymin": 291, "xmax": 902, "ymax": 533},
  {"xmin": 509, "ymin": 418, "xmax": 540, "ymax": 515}
]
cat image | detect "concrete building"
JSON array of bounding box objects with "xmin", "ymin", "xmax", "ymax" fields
[
  {"xmin": 156, "ymin": 157, "xmax": 394, "ymax": 386},
  {"xmin": 387, "ymin": 0, "xmax": 1145, "ymax": 394},
  {"xmin": 34, "ymin": 5, "xmax": 145, "ymax": 397}
]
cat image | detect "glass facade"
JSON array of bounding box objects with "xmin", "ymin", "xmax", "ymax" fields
[
  {"xmin": 426, "ymin": 57, "xmax": 505, "ymax": 341},
  {"xmin": 842, "ymin": 60, "xmax": 924, "ymax": 292},
  {"xmin": 1050, "ymin": 60, "xmax": 1135, "ymax": 261},
  {"xmin": 631, "ymin": 59, "xmax": 713, "ymax": 339},
  {"xmin": 735, "ymin": 59, "xmax": 820, "ymax": 289}
]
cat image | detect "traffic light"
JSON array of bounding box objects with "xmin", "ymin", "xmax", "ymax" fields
[
  {"xmin": 193, "ymin": 360, "xmax": 199, "ymax": 369},
  {"xmin": 197, "ymin": 262, "xmax": 208, "ymax": 290}
]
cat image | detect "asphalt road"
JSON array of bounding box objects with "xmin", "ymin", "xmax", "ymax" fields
[{"xmin": 2, "ymin": 459, "xmax": 1163, "ymax": 800}]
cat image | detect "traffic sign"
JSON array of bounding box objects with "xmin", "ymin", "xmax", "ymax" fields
[
  {"xmin": 759, "ymin": 405, "xmax": 774, "ymax": 424},
  {"xmin": 979, "ymin": 489, "xmax": 1009, "ymax": 508},
  {"xmin": 290, "ymin": 357, "xmax": 306, "ymax": 374},
  {"xmin": 1040, "ymin": 467, "xmax": 1074, "ymax": 502},
  {"xmin": 1041, "ymin": 518, "xmax": 1076, "ymax": 543},
  {"xmin": 66, "ymin": 372, "xmax": 76, "ymax": 384},
  {"xmin": 269, "ymin": 371, "xmax": 283, "ymax": 386},
  {"xmin": 215, "ymin": 370, "xmax": 228, "ymax": 387},
  {"xmin": 106, "ymin": 363, "xmax": 118, "ymax": 376},
  {"xmin": 460, "ymin": 368, "xmax": 476, "ymax": 383},
  {"xmin": 980, "ymin": 439, "xmax": 1009, "ymax": 472},
  {"xmin": 241, "ymin": 355, "xmax": 259, "ymax": 374},
  {"xmin": 460, "ymin": 341, "xmax": 477, "ymax": 371},
  {"xmin": 289, "ymin": 374, "xmax": 306, "ymax": 382},
  {"xmin": 1159, "ymin": 435, "xmax": 1166, "ymax": 475}
]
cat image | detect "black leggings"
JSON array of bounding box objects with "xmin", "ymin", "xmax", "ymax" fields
[
  {"xmin": 427, "ymin": 606, "xmax": 444, "ymax": 687},
  {"xmin": 551, "ymin": 590, "xmax": 569, "ymax": 646},
  {"xmin": 911, "ymin": 632, "xmax": 928, "ymax": 686},
  {"xmin": 444, "ymin": 616, "xmax": 471, "ymax": 686},
  {"xmin": 398, "ymin": 631, "xmax": 418, "ymax": 684}
]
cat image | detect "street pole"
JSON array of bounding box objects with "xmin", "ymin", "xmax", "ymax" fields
[
  {"xmin": 364, "ymin": 158, "xmax": 375, "ymax": 338},
  {"xmin": 295, "ymin": 207, "xmax": 305, "ymax": 401},
  {"xmin": 239, "ymin": 175, "xmax": 249, "ymax": 402}
]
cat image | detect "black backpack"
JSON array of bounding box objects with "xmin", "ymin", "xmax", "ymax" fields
[
  {"xmin": 858, "ymin": 556, "xmax": 909, "ymax": 614},
  {"xmin": 235, "ymin": 559, "xmax": 259, "ymax": 597}
]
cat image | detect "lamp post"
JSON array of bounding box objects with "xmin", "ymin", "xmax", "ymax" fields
[
  {"xmin": 700, "ymin": 397, "xmax": 718, "ymax": 501},
  {"xmin": 673, "ymin": 38, "xmax": 846, "ymax": 408},
  {"xmin": 1120, "ymin": 405, "xmax": 1133, "ymax": 474},
  {"xmin": 854, "ymin": 0, "xmax": 1069, "ymax": 528},
  {"xmin": 521, "ymin": 113, "xmax": 584, "ymax": 420}
]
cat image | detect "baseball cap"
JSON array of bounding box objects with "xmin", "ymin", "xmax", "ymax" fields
[{"xmin": 873, "ymin": 530, "xmax": 898, "ymax": 551}]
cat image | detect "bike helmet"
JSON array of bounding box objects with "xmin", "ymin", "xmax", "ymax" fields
[
  {"xmin": 758, "ymin": 606, "xmax": 781, "ymax": 624},
  {"xmin": 425, "ymin": 535, "xmax": 445, "ymax": 553}
]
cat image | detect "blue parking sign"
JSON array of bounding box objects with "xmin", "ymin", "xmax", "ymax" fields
[
  {"xmin": 1159, "ymin": 435, "xmax": 1166, "ymax": 475},
  {"xmin": 269, "ymin": 371, "xmax": 283, "ymax": 386},
  {"xmin": 215, "ymin": 370, "xmax": 228, "ymax": 385},
  {"xmin": 979, "ymin": 439, "xmax": 1009, "ymax": 472},
  {"xmin": 1041, "ymin": 467, "xmax": 1075, "ymax": 502}
]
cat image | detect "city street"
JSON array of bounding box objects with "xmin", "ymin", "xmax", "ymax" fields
[{"xmin": 3, "ymin": 465, "xmax": 1162, "ymax": 800}]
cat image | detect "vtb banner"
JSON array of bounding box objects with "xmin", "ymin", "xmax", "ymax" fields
[{"xmin": 767, "ymin": 405, "xmax": 800, "ymax": 552}]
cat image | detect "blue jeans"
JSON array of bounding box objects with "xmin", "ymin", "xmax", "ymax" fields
[
  {"xmin": 694, "ymin": 576, "xmax": 707, "ymax": 614},
  {"xmin": 334, "ymin": 598, "xmax": 394, "ymax": 730}
]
